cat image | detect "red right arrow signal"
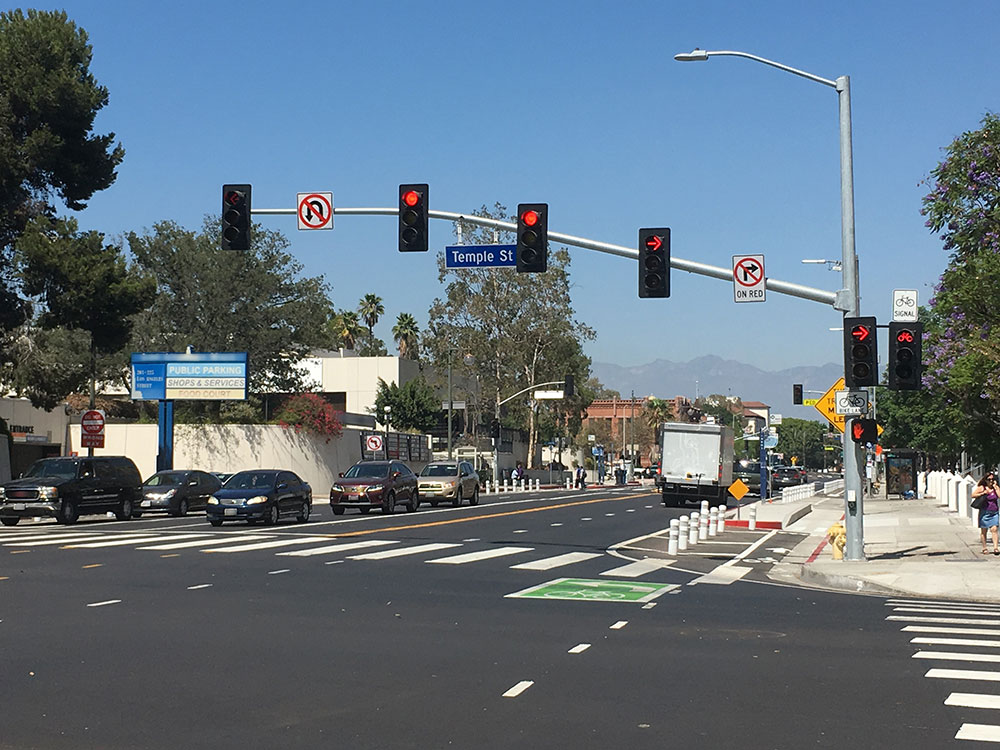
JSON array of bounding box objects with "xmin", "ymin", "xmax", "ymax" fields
[
  {"xmin": 645, "ymin": 235, "xmax": 662, "ymax": 251},
  {"xmin": 851, "ymin": 325, "xmax": 871, "ymax": 342}
]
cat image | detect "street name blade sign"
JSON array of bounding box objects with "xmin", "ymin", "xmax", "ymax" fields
[
  {"xmin": 892, "ymin": 289, "xmax": 918, "ymax": 322},
  {"xmin": 732, "ymin": 254, "xmax": 766, "ymax": 303},
  {"xmin": 445, "ymin": 244, "xmax": 516, "ymax": 268},
  {"xmin": 297, "ymin": 192, "xmax": 334, "ymax": 230}
]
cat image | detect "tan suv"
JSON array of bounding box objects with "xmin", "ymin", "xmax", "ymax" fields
[{"xmin": 417, "ymin": 461, "xmax": 479, "ymax": 507}]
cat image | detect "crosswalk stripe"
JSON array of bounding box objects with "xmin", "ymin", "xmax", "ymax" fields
[
  {"xmin": 201, "ymin": 536, "xmax": 332, "ymax": 553},
  {"xmin": 904, "ymin": 625, "xmax": 1000, "ymax": 637},
  {"xmin": 955, "ymin": 723, "xmax": 1000, "ymax": 742},
  {"xmin": 511, "ymin": 552, "xmax": 603, "ymax": 570},
  {"xmin": 888, "ymin": 615, "xmax": 1000, "ymax": 626},
  {"xmin": 0, "ymin": 532, "xmax": 95, "ymax": 542},
  {"xmin": 66, "ymin": 534, "xmax": 208, "ymax": 548},
  {"xmin": 427, "ymin": 546, "xmax": 534, "ymax": 565},
  {"xmin": 926, "ymin": 668, "xmax": 1000, "ymax": 683},
  {"xmin": 687, "ymin": 565, "xmax": 752, "ymax": 586},
  {"xmin": 946, "ymin": 693, "xmax": 1000, "ymax": 709},
  {"xmin": 894, "ymin": 606, "xmax": 1000, "ymax": 617},
  {"xmin": 139, "ymin": 534, "xmax": 273, "ymax": 550},
  {"xmin": 913, "ymin": 638, "xmax": 1000, "ymax": 648},
  {"xmin": 5, "ymin": 534, "xmax": 130, "ymax": 547},
  {"xmin": 914, "ymin": 651, "xmax": 1000, "ymax": 664},
  {"xmin": 276, "ymin": 540, "xmax": 398, "ymax": 557},
  {"xmin": 889, "ymin": 599, "xmax": 1000, "ymax": 610},
  {"xmin": 600, "ymin": 558, "xmax": 675, "ymax": 578},
  {"xmin": 349, "ymin": 542, "xmax": 461, "ymax": 560}
]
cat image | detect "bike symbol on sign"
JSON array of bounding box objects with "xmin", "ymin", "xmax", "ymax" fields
[{"xmin": 837, "ymin": 393, "xmax": 867, "ymax": 409}]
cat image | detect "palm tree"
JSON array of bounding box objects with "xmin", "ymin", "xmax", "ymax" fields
[
  {"xmin": 332, "ymin": 309, "xmax": 362, "ymax": 350},
  {"xmin": 358, "ymin": 294, "xmax": 384, "ymax": 348},
  {"xmin": 392, "ymin": 312, "xmax": 420, "ymax": 359}
]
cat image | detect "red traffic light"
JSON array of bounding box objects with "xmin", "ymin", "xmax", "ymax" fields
[
  {"xmin": 520, "ymin": 209, "xmax": 539, "ymax": 227},
  {"xmin": 402, "ymin": 190, "xmax": 420, "ymax": 207},
  {"xmin": 850, "ymin": 325, "xmax": 871, "ymax": 342},
  {"xmin": 645, "ymin": 235, "xmax": 663, "ymax": 252},
  {"xmin": 896, "ymin": 329, "xmax": 914, "ymax": 344}
]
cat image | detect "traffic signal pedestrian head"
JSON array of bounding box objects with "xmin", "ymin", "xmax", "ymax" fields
[
  {"xmin": 221, "ymin": 184, "xmax": 252, "ymax": 251},
  {"xmin": 564, "ymin": 374, "xmax": 574, "ymax": 399},
  {"xmin": 398, "ymin": 184, "xmax": 428, "ymax": 252},
  {"xmin": 516, "ymin": 203, "xmax": 548, "ymax": 273},
  {"xmin": 844, "ymin": 316, "xmax": 878, "ymax": 387},
  {"xmin": 792, "ymin": 384, "xmax": 803, "ymax": 405},
  {"xmin": 850, "ymin": 418, "xmax": 878, "ymax": 444},
  {"xmin": 638, "ymin": 227, "xmax": 670, "ymax": 298},
  {"xmin": 888, "ymin": 322, "xmax": 923, "ymax": 390}
]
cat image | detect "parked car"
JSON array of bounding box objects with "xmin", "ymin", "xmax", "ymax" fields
[
  {"xmin": 0, "ymin": 456, "xmax": 142, "ymax": 525},
  {"xmin": 417, "ymin": 461, "xmax": 479, "ymax": 507},
  {"xmin": 205, "ymin": 469, "xmax": 311, "ymax": 527},
  {"xmin": 135, "ymin": 470, "xmax": 222, "ymax": 517},
  {"xmin": 732, "ymin": 460, "xmax": 767, "ymax": 496},
  {"xmin": 330, "ymin": 460, "xmax": 419, "ymax": 515},
  {"xmin": 211, "ymin": 472, "xmax": 233, "ymax": 484},
  {"xmin": 771, "ymin": 465, "xmax": 809, "ymax": 492}
]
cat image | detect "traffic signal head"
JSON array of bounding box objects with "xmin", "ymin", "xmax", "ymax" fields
[
  {"xmin": 888, "ymin": 322, "xmax": 923, "ymax": 390},
  {"xmin": 398, "ymin": 184, "xmax": 428, "ymax": 252},
  {"xmin": 638, "ymin": 228, "xmax": 670, "ymax": 298},
  {"xmin": 516, "ymin": 203, "xmax": 548, "ymax": 273},
  {"xmin": 843, "ymin": 316, "xmax": 878, "ymax": 387},
  {"xmin": 221, "ymin": 184, "xmax": 252, "ymax": 251},
  {"xmin": 792, "ymin": 384, "xmax": 803, "ymax": 405},
  {"xmin": 850, "ymin": 418, "xmax": 878, "ymax": 444},
  {"xmin": 564, "ymin": 374, "xmax": 574, "ymax": 399}
]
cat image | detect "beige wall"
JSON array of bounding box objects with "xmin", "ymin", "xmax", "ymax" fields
[
  {"xmin": 0, "ymin": 397, "xmax": 70, "ymax": 446},
  {"xmin": 312, "ymin": 353, "xmax": 422, "ymax": 416}
]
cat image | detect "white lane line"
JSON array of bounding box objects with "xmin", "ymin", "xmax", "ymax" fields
[
  {"xmin": 723, "ymin": 529, "xmax": 778, "ymax": 567},
  {"xmin": 277, "ymin": 540, "xmax": 397, "ymax": 557},
  {"xmin": 946, "ymin": 693, "xmax": 1000, "ymax": 710},
  {"xmin": 956, "ymin": 723, "xmax": 1000, "ymax": 742},
  {"xmin": 627, "ymin": 509, "xmax": 636, "ymax": 513},
  {"xmin": 688, "ymin": 566, "xmax": 753, "ymax": 586},
  {"xmin": 927, "ymin": 668, "xmax": 1000, "ymax": 682},
  {"xmin": 201, "ymin": 536, "xmax": 332, "ymax": 553},
  {"xmin": 599, "ymin": 558, "xmax": 675, "ymax": 578},
  {"xmin": 427, "ymin": 547, "xmax": 533, "ymax": 565},
  {"xmin": 913, "ymin": 638, "xmax": 1000, "ymax": 648},
  {"xmin": 349, "ymin": 543, "xmax": 461, "ymax": 560},
  {"xmin": 502, "ymin": 680, "xmax": 534, "ymax": 698},
  {"xmin": 605, "ymin": 513, "xmax": 615, "ymax": 517},
  {"xmin": 610, "ymin": 621, "xmax": 628, "ymax": 630},
  {"xmin": 894, "ymin": 606, "xmax": 1000, "ymax": 617},
  {"xmin": 67, "ymin": 534, "xmax": 205, "ymax": 548},
  {"xmin": 581, "ymin": 517, "xmax": 593, "ymax": 521},
  {"xmin": 904, "ymin": 625, "xmax": 1000, "ymax": 636},
  {"xmin": 568, "ymin": 644, "xmax": 591, "ymax": 654},
  {"xmin": 642, "ymin": 602, "xmax": 657, "ymax": 610},
  {"xmin": 268, "ymin": 569, "xmax": 290, "ymax": 575},
  {"xmin": 550, "ymin": 523, "xmax": 563, "ymax": 527},
  {"xmin": 511, "ymin": 552, "xmax": 602, "ymax": 570},
  {"xmin": 462, "ymin": 538, "xmax": 481, "ymax": 542},
  {"xmin": 87, "ymin": 599, "xmax": 121, "ymax": 608},
  {"xmin": 914, "ymin": 651, "xmax": 1000, "ymax": 664},
  {"xmin": 140, "ymin": 534, "xmax": 273, "ymax": 550},
  {"xmin": 187, "ymin": 584, "xmax": 213, "ymax": 590},
  {"xmin": 888, "ymin": 615, "xmax": 1000, "ymax": 626},
  {"xmin": 512, "ymin": 530, "xmax": 529, "ymax": 534},
  {"xmin": 888, "ymin": 599, "xmax": 1000, "ymax": 610}
]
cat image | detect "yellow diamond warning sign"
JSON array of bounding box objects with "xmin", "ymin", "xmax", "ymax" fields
[
  {"xmin": 814, "ymin": 377, "xmax": 846, "ymax": 434},
  {"xmin": 728, "ymin": 479, "xmax": 749, "ymax": 500}
]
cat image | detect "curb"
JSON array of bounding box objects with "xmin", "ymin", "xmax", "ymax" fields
[
  {"xmin": 724, "ymin": 502, "xmax": 813, "ymax": 530},
  {"xmin": 797, "ymin": 564, "xmax": 906, "ymax": 596}
]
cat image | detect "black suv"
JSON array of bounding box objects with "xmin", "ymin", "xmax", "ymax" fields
[{"xmin": 0, "ymin": 456, "xmax": 142, "ymax": 525}]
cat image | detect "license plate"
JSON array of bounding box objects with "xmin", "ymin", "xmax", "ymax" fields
[
  {"xmin": 141, "ymin": 500, "xmax": 151, "ymax": 508},
  {"xmin": 224, "ymin": 508, "xmax": 237, "ymax": 517},
  {"xmin": 13, "ymin": 503, "xmax": 25, "ymax": 511}
]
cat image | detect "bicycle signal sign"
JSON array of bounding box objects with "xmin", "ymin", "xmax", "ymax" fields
[{"xmin": 892, "ymin": 289, "xmax": 918, "ymax": 322}]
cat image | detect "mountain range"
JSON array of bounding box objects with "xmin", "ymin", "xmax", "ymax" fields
[{"xmin": 590, "ymin": 355, "xmax": 844, "ymax": 422}]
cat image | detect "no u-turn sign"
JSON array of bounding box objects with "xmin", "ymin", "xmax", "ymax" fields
[{"xmin": 732, "ymin": 254, "xmax": 766, "ymax": 303}]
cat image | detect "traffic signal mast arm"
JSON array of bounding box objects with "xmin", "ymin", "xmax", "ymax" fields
[
  {"xmin": 250, "ymin": 205, "xmax": 840, "ymax": 310},
  {"xmin": 498, "ymin": 380, "xmax": 571, "ymax": 407}
]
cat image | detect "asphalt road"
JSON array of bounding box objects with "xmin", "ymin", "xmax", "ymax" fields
[{"xmin": 0, "ymin": 485, "xmax": 976, "ymax": 749}]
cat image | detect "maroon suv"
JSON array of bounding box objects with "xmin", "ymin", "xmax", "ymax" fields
[{"xmin": 330, "ymin": 460, "xmax": 419, "ymax": 515}]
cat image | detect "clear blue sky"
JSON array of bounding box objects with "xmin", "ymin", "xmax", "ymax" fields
[{"xmin": 47, "ymin": 0, "xmax": 1000, "ymax": 373}]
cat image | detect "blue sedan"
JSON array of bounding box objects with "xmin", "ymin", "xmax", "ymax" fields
[{"xmin": 206, "ymin": 469, "xmax": 311, "ymax": 527}]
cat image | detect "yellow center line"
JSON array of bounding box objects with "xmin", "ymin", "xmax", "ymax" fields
[
  {"xmin": 0, "ymin": 576, "xmax": 9, "ymax": 580},
  {"xmin": 331, "ymin": 492, "xmax": 657, "ymax": 538},
  {"xmin": 9, "ymin": 550, "xmax": 29, "ymax": 555},
  {"xmin": 82, "ymin": 563, "xmax": 103, "ymax": 569},
  {"xmin": 160, "ymin": 553, "xmax": 180, "ymax": 558}
]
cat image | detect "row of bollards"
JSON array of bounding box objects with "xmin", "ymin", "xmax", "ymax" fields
[
  {"xmin": 666, "ymin": 500, "xmax": 729, "ymax": 555},
  {"xmin": 483, "ymin": 478, "xmax": 541, "ymax": 494}
]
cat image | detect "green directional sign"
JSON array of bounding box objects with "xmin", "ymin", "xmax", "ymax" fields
[{"xmin": 505, "ymin": 578, "xmax": 678, "ymax": 604}]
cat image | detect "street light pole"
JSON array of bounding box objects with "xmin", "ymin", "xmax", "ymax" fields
[{"xmin": 675, "ymin": 48, "xmax": 864, "ymax": 559}]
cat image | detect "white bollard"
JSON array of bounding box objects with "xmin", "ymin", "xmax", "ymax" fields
[
  {"xmin": 535, "ymin": 478, "xmax": 540, "ymax": 491},
  {"xmin": 708, "ymin": 507, "xmax": 718, "ymax": 537},
  {"xmin": 700, "ymin": 500, "xmax": 710, "ymax": 518},
  {"xmin": 678, "ymin": 516, "xmax": 689, "ymax": 551},
  {"xmin": 565, "ymin": 477, "xmax": 572, "ymax": 490},
  {"xmin": 504, "ymin": 479, "xmax": 510, "ymax": 493},
  {"xmin": 485, "ymin": 480, "xmax": 491, "ymax": 495},
  {"xmin": 668, "ymin": 519, "xmax": 679, "ymax": 555},
  {"xmin": 699, "ymin": 511, "xmax": 709, "ymax": 540},
  {"xmin": 749, "ymin": 505, "xmax": 757, "ymax": 531},
  {"xmin": 689, "ymin": 512, "xmax": 700, "ymax": 546},
  {"xmin": 716, "ymin": 505, "xmax": 726, "ymax": 534}
]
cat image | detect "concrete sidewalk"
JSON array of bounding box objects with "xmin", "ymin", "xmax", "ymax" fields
[{"xmin": 760, "ymin": 490, "xmax": 1000, "ymax": 602}]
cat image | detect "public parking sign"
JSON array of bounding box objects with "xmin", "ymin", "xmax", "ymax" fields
[
  {"xmin": 80, "ymin": 409, "xmax": 106, "ymax": 449},
  {"xmin": 732, "ymin": 254, "xmax": 766, "ymax": 303}
]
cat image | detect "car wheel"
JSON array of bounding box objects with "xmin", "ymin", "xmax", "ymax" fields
[
  {"xmin": 173, "ymin": 498, "xmax": 189, "ymax": 518},
  {"xmin": 58, "ymin": 499, "xmax": 79, "ymax": 525},
  {"xmin": 296, "ymin": 500, "xmax": 311, "ymax": 523},
  {"xmin": 381, "ymin": 492, "xmax": 395, "ymax": 515},
  {"xmin": 470, "ymin": 487, "xmax": 479, "ymax": 506},
  {"xmin": 209, "ymin": 519, "xmax": 224, "ymax": 527},
  {"xmin": 115, "ymin": 497, "xmax": 134, "ymax": 522},
  {"xmin": 407, "ymin": 491, "xmax": 420, "ymax": 513},
  {"xmin": 331, "ymin": 506, "xmax": 345, "ymax": 516},
  {"xmin": 453, "ymin": 487, "xmax": 462, "ymax": 508},
  {"xmin": 263, "ymin": 503, "xmax": 279, "ymax": 526},
  {"xmin": 1, "ymin": 517, "xmax": 19, "ymax": 526}
]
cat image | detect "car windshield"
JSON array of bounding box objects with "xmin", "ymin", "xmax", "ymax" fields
[
  {"xmin": 23, "ymin": 459, "xmax": 78, "ymax": 479},
  {"xmin": 737, "ymin": 462, "xmax": 761, "ymax": 473},
  {"xmin": 144, "ymin": 472, "xmax": 186, "ymax": 487},
  {"xmin": 225, "ymin": 472, "xmax": 276, "ymax": 489},
  {"xmin": 345, "ymin": 463, "xmax": 389, "ymax": 479},
  {"xmin": 420, "ymin": 465, "xmax": 457, "ymax": 477}
]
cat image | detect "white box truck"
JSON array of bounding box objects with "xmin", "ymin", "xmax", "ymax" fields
[{"xmin": 655, "ymin": 422, "xmax": 734, "ymax": 507}]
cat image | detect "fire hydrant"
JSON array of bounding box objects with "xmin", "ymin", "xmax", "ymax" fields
[{"xmin": 827, "ymin": 522, "xmax": 847, "ymax": 560}]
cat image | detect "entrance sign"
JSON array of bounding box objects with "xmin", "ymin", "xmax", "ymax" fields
[
  {"xmin": 131, "ymin": 353, "xmax": 248, "ymax": 401},
  {"xmin": 445, "ymin": 244, "xmax": 517, "ymax": 269},
  {"xmin": 813, "ymin": 377, "xmax": 846, "ymax": 433},
  {"xmin": 732, "ymin": 254, "xmax": 766, "ymax": 303},
  {"xmin": 892, "ymin": 289, "xmax": 918, "ymax": 322},
  {"xmin": 297, "ymin": 192, "xmax": 334, "ymax": 230},
  {"xmin": 80, "ymin": 409, "xmax": 106, "ymax": 449}
]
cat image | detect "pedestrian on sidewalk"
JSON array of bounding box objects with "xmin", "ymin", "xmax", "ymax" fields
[{"xmin": 972, "ymin": 472, "xmax": 1000, "ymax": 555}]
